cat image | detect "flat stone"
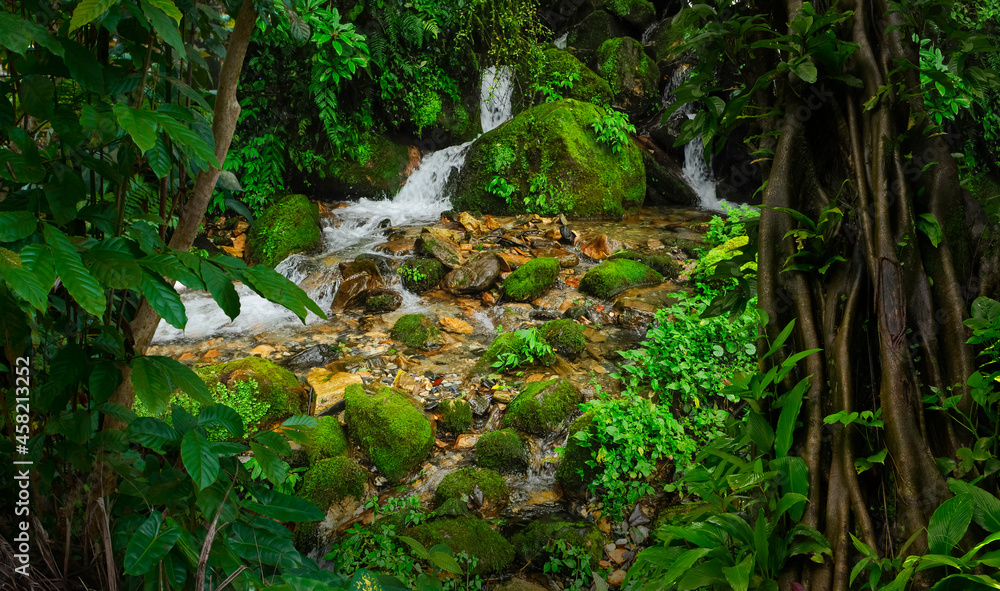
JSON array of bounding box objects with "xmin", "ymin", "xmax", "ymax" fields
[
  {"xmin": 532, "ymin": 247, "xmax": 578, "ymax": 268},
  {"xmin": 203, "ymin": 350, "xmax": 220, "ymax": 361},
  {"xmin": 440, "ymin": 318, "xmax": 474, "ymax": 334},
  {"xmin": 374, "ymin": 238, "xmax": 416, "ymax": 256},
  {"xmin": 579, "ymin": 234, "xmax": 622, "ymax": 260},
  {"xmin": 308, "ymin": 368, "xmax": 363, "ymax": 415},
  {"xmin": 608, "ymin": 569, "xmax": 626, "ymax": 586},
  {"xmin": 455, "ymin": 434, "xmax": 480, "ymax": 449},
  {"xmin": 491, "ymin": 390, "xmax": 515, "ymax": 404},
  {"xmin": 419, "ymin": 230, "xmax": 465, "ymax": 268},
  {"xmin": 614, "ymin": 282, "xmax": 684, "ymax": 316},
  {"xmin": 608, "ymin": 547, "xmax": 629, "ymax": 564},
  {"xmin": 443, "ymin": 253, "xmax": 502, "ymax": 294},
  {"xmin": 178, "ymin": 352, "xmax": 196, "ymax": 362},
  {"xmin": 498, "ymin": 252, "xmax": 532, "ymax": 268},
  {"xmin": 250, "ymin": 345, "xmax": 275, "ymax": 358}
]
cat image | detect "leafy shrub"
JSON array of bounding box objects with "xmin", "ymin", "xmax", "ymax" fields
[
  {"xmin": 490, "ymin": 328, "xmax": 555, "ymax": 372},
  {"xmin": 134, "ymin": 377, "xmax": 269, "ymax": 441},
  {"xmin": 591, "ymin": 107, "xmax": 636, "ymax": 153},
  {"xmin": 703, "ymin": 202, "xmax": 759, "ymax": 247}
]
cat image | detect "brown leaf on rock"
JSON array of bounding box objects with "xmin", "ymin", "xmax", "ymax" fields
[{"xmin": 579, "ymin": 235, "xmax": 622, "ymax": 260}]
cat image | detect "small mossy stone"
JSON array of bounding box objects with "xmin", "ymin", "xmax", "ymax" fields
[
  {"xmin": 305, "ymin": 415, "xmax": 348, "ymax": 462},
  {"xmin": 555, "ymin": 412, "xmax": 600, "ymax": 497},
  {"xmin": 473, "ymin": 329, "xmax": 555, "ymax": 375},
  {"xmin": 476, "ymin": 428, "xmax": 528, "ymax": 474},
  {"xmin": 595, "ymin": 37, "xmax": 661, "ymax": 116},
  {"xmin": 604, "ymin": 0, "xmax": 656, "ymax": 28},
  {"xmin": 390, "ymin": 314, "xmax": 444, "ymax": 349},
  {"xmin": 434, "ymin": 467, "xmax": 510, "ymax": 509},
  {"xmin": 196, "ymin": 356, "xmax": 305, "ymax": 428},
  {"xmin": 607, "ymin": 250, "xmax": 681, "ymax": 279},
  {"xmin": 439, "ymin": 399, "xmax": 473, "ymax": 434},
  {"xmin": 503, "ymin": 378, "xmax": 583, "ymax": 435},
  {"xmin": 399, "ymin": 258, "xmax": 447, "ymax": 292},
  {"xmin": 246, "ymin": 194, "xmax": 322, "ymax": 267},
  {"xmin": 363, "ymin": 289, "xmax": 402, "ymax": 314},
  {"xmin": 323, "ymin": 136, "xmax": 411, "ymax": 199},
  {"xmin": 298, "ymin": 456, "xmax": 366, "ymax": 511},
  {"xmin": 578, "ymin": 258, "xmax": 664, "ymax": 299},
  {"xmin": 540, "ymin": 319, "xmax": 586, "ymax": 358},
  {"xmin": 509, "ymin": 516, "xmax": 604, "ymax": 567},
  {"xmin": 344, "ymin": 384, "xmax": 434, "ymax": 481},
  {"xmin": 401, "ymin": 517, "xmax": 515, "ymax": 574},
  {"xmin": 567, "ymin": 10, "xmax": 626, "ymax": 54},
  {"xmin": 504, "ymin": 257, "xmax": 560, "ymax": 301}
]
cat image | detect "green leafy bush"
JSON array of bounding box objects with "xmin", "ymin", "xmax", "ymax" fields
[{"xmin": 591, "ymin": 107, "xmax": 636, "ymax": 153}]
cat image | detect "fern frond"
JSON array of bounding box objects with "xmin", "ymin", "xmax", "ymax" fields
[{"xmin": 400, "ymin": 14, "xmax": 423, "ymax": 46}]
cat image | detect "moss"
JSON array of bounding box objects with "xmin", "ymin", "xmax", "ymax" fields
[
  {"xmin": 504, "ymin": 257, "xmax": 560, "ymax": 301},
  {"xmin": 595, "ymin": 37, "xmax": 660, "ymax": 114},
  {"xmin": 539, "ymin": 319, "xmax": 586, "ymax": 358},
  {"xmin": 473, "ymin": 330, "xmax": 556, "ymax": 374},
  {"xmin": 607, "ymin": 250, "xmax": 682, "ymax": 279},
  {"xmin": 298, "ymin": 456, "xmax": 366, "ymax": 511},
  {"xmin": 197, "ymin": 356, "xmax": 304, "ymax": 427},
  {"xmin": 519, "ymin": 49, "xmax": 613, "ymax": 110},
  {"xmin": 434, "ymin": 467, "xmax": 510, "ymax": 508},
  {"xmin": 566, "ymin": 10, "xmax": 625, "ymax": 54},
  {"xmin": 390, "ymin": 314, "xmax": 443, "ymax": 349},
  {"xmin": 603, "ymin": 0, "xmax": 656, "ymax": 28},
  {"xmin": 578, "ymin": 258, "xmax": 664, "ymax": 299},
  {"xmin": 364, "ymin": 292, "xmax": 400, "ymax": 314},
  {"xmin": 326, "ymin": 136, "xmax": 411, "ymax": 198},
  {"xmin": 649, "ymin": 9, "xmax": 704, "ymax": 63},
  {"xmin": 399, "ymin": 258, "xmax": 447, "ymax": 292},
  {"xmin": 449, "ymin": 99, "xmax": 645, "ymax": 219},
  {"xmin": 401, "ymin": 517, "xmax": 515, "ymax": 574},
  {"xmin": 344, "ymin": 384, "xmax": 434, "ymax": 481},
  {"xmin": 555, "ymin": 412, "xmax": 600, "ymax": 496},
  {"xmin": 967, "ymin": 172, "xmax": 1000, "ymax": 220},
  {"xmin": 245, "ymin": 194, "xmax": 322, "ymax": 267},
  {"xmin": 475, "ymin": 428, "xmax": 528, "ymax": 474},
  {"xmin": 292, "ymin": 520, "xmax": 320, "ymax": 553},
  {"xmin": 503, "ymin": 379, "xmax": 583, "ymax": 435},
  {"xmin": 439, "ymin": 399, "xmax": 473, "ymax": 434},
  {"xmin": 509, "ymin": 516, "xmax": 604, "ymax": 567},
  {"xmin": 305, "ymin": 415, "xmax": 348, "ymax": 462}
]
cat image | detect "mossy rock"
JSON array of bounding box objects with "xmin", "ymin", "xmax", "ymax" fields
[
  {"xmin": 555, "ymin": 412, "xmax": 600, "ymax": 496},
  {"xmin": 344, "ymin": 384, "xmax": 434, "ymax": 481},
  {"xmin": 324, "ymin": 136, "xmax": 412, "ymax": 199},
  {"xmin": 399, "ymin": 258, "xmax": 447, "ymax": 292},
  {"xmin": 503, "ymin": 379, "xmax": 583, "ymax": 435},
  {"xmin": 197, "ymin": 356, "xmax": 305, "ymax": 428},
  {"xmin": 400, "ymin": 517, "xmax": 515, "ymax": 574},
  {"xmin": 449, "ymin": 99, "xmax": 645, "ymax": 219},
  {"xmin": 435, "ymin": 95, "xmax": 482, "ymax": 142},
  {"xmin": 363, "ymin": 289, "xmax": 402, "ymax": 314},
  {"xmin": 509, "ymin": 516, "xmax": 604, "ymax": 567},
  {"xmin": 434, "ymin": 467, "xmax": 510, "ymax": 509},
  {"xmin": 539, "ymin": 319, "xmax": 586, "ymax": 358},
  {"xmin": 647, "ymin": 9, "xmax": 703, "ymax": 65},
  {"xmin": 642, "ymin": 150, "xmax": 700, "ymax": 206},
  {"xmin": 604, "ymin": 0, "xmax": 656, "ymax": 29},
  {"xmin": 292, "ymin": 520, "xmax": 321, "ymax": 553},
  {"xmin": 503, "ymin": 257, "xmax": 560, "ymax": 301},
  {"xmin": 390, "ymin": 314, "xmax": 444, "ymax": 349},
  {"xmin": 305, "ymin": 415, "xmax": 348, "ymax": 462},
  {"xmin": 246, "ymin": 194, "xmax": 322, "ymax": 267},
  {"xmin": 517, "ymin": 49, "xmax": 613, "ymax": 112},
  {"xmin": 473, "ymin": 329, "xmax": 555, "ymax": 375},
  {"xmin": 578, "ymin": 258, "xmax": 664, "ymax": 299},
  {"xmin": 607, "ymin": 250, "xmax": 681, "ymax": 279},
  {"xmin": 567, "ymin": 10, "xmax": 626, "ymax": 54},
  {"xmin": 476, "ymin": 428, "xmax": 529, "ymax": 474},
  {"xmin": 595, "ymin": 37, "xmax": 661, "ymax": 116},
  {"xmin": 298, "ymin": 456, "xmax": 367, "ymax": 511},
  {"xmin": 439, "ymin": 399, "xmax": 473, "ymax": 434}
]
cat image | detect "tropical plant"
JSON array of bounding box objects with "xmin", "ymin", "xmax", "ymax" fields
[{"xmin": 591, "ymin": 108, "xmax": 636, "ymax": 154}]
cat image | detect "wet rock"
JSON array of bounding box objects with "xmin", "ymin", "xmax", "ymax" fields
[
  {"xmin": 473, "ymin": 329, "xmax": 556, "ymax": 375},
  {"xmin": 607, "ymin": 250, "xmax": 682, "ymax": 279},
  {"xmin": 509, "ymin": 516, "xmax": 604, "ymax": 568},
  {"xmin": 298, "ymin": 456, "xmax": 367, "ymax": 512},
  {"xmin": 284, "ymin": 344, "xmax": 341, "ymax": 370},
  {"xmin": 250, "ymin": 344, "xmax": 275, "ymax": 358},
  {"xmin": 308, "ymin": 368, "xmax": 364, "ymax": 415},
  {"xmin": 532, "ymin": 247, "xmax": 579, "ymax": 268},
  {"xmin": 498, "ymin": 252, "xmax": 532, "ymax": 268},
  {"xmin": 468, "ymin": 393, "xmax": 491, "ymax": 416},
  {"xmin": 399, "ymin": 258, "xmax": 446, "ymax": 292},
  {"xmin": 503, "ymin": 257, "xmax": 560, "ymax": 301},
  {"xmin": 603, "ymin": 0, "xmax": 655, "ymax": 29},
  {"xmin": 197, "ymin": 357, "xmax": 305, "ymax": 430},
  {"xmin": 475, "ymin": 428, "xmax": 528, "ymax": 474},
  {"xmin": 540, "ymin": 318, "xmax": 586, "ymax": 359},
  {"xmin": 459, "ymin": 211, "xmax": 488, "ymax": 234},
  {"xmin": 567, "ymin": 10, "xmax": 626, "ymax": 55},
  {"xmin": 491, "ymin": 390, "xmax": 515, "ymax": 404},
  {"xmin": 556, "ymin": 412, "xmax": 600, "ymax": 498},
  {"xmin": 363, "ymin": 288, "xmax": 402, "ymax": 313},
  {"xmin": 390, "ymin": 314, "xmax": 444, "ymax": 349},
  {"xmin": 580, "ymin": 234, "xmax": 623, "ymax": 260},
  {"xmin": 440, "ymin": 317, "xmax": 474, "ymax": 334},
  {"xmin": 608, "ymin": 569, "xmax": 627, "ymax": 586},
  {"xmin": 304, "ymin": 415, "xmax": 348, "ymax": 461},
  {"xmin": 455, "ymin": 434, "xmax": 480, "ymax": 449},
  {"xmin": 355, "ymin": 252, "xmax": 395, "ymax": 276},
  {"xmin": 443, "ymin": 253, "xmax": 503, "ymax": 294},
  {"xmin": 595, "ymin": 37, "xmax": 660, "ymax": 116},
  {"xmin": 439, "ymin": 399, "xmax": 473, "ymax": 434},
  {"xmin": 401, "ymin": 517, "xmax": 515, "ymax": 574},
  {"xmin": 435, "ymin": 467, "xmax": 510, "ymax": 515},
  {"xmin": 331, "ymin": 259, "xmax": 384, "ymax": 313},
  {"xmin": 493, "ymin": 579, "xmax": 548, "ymax": 591},
  {"xmin": 344, "ymin": 384, "xmax": 434, "ymax": 481},
  {"xmin": 419, "ymin": 229, "xmax": 465, "ymax": 268},
  {"xmin": 374, "ymin": 237, "xmax": 417, "ymax": 256},
  {"xmin": 579, "ymin": 259, "xmax": 664, "ymax": 299},
  {"xmin": 614, "ymin": 282, "xmax": 684, "ymax": 316},
  {"xmin": 245, "ymin": 194, "xmax": 321, "ymax": 267},
  {"xmin": 503, "ymin": 378, "xmax": 583, "ymax": 435}
]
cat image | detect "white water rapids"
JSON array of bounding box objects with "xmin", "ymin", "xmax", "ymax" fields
[{"xmin": 663, "ymin": 67, "xmax": 725, "ymax": 212}]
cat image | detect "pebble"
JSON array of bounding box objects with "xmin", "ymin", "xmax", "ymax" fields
[{"xmin": 608, "ymin": 569, "xmax": 626, "ymax": 587}]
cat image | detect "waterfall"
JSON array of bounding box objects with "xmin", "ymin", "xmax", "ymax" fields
[
  {"xmin": 480, "ymin": 66, "xmax": 513, "ymax": 134},
  {"xmin": 663, "ymin": 66, "xmax": 723, "ymax": 211},
  {"xmin": 553, "ymin": 33, "xmax": 568, "ymax": 49}
]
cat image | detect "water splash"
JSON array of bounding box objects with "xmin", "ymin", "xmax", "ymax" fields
[
  {"xmin": 480, "ymin": 66, "xmax": 513, "ymax": 134},
  {"xmin": 641, "ymin": 21, "xmax": 658, "ymax": 44},
  {"xmin": 663, "ymin": 65, "xmax": 724, "ymax": 211},
  {"xmin": 553, "ymin": 33, "xmax": 568, "ymax": 49}
]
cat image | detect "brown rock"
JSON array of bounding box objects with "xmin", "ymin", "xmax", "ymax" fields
[
  {"xmin": 532, "ymin": 247, "xmax": 578, "ymax": 268},
  {"xmin": 203, "ymin": 350, "xmax": 220, "ymax": 361},
  {"xmin": 608, "ymin": 547, "xmax": 629, "ymax": 564},
  {"xmin": 374, "ymin": 238, "xmax": 416, "ymax": 256},
  {"xmin": 608, "ymin": 569, "xmax": 626, "ymax": 586},
  {"xmin": 455, "ymin": 434, "xmax": 480, "ymax": 449},
  {"xmin": 498, "ymin": 252, "xmax": 532, "ymax": 268},
  {"xmin": 443, "ymin": 253, "xmax": 502, "ymax": 294},
  {"xmin": 419, "ymin": 230, "xmax": 465, "ymax": 268},
  {"xmin": 580, "ymin": 235, "xmax": 622, "ymax": 260},
  {"xmin": 250, "ymin": 345, "xmax": 275, "ymax": 358},
  {"xmin": 440, "ymin": 318, "xmax": 474, "ymax": 334},
  {"xmin": 178, "ymin": 352, "xmax": 196, "ymax": 362},
  {"xmin": 405, "ymin": 145, "xmax": 421, "ymax": 177},
  {"xmin": 482, "ymin": 291, "xmax": 497, "ymax": 304},
  {"xmin": 308, "ymin": 368, "xmax": 364, "ymax": 414},
  {"xmin": 459, "ymin": 211, "xmax": 486, "ymax": 235},
  {"xmin": 331, "ymin": 260, "xmax": 384, "ymax": 313},
  {"xmin": 558, "ymin": 299, "xmax": 575, "ymax": 312}
]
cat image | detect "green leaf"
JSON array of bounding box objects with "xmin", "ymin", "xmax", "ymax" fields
[
  {"xmin": 155, "ymin": 356, "xmax": 213, "ymax": 405},
  {"xmin": 249, "ymin": 442, "xmax": 287, "ymax": 486},
  {"xmin": 124, "ymin": 512, "xmax": 181, "ymax": 575},
  {"xmin": 140, "ymin": 270, "xmax": 187, "ymax": 329},
  {"xmin": 0, "ymin": 265, "xmax": 48, "ymax": 311},
  {"xmin": 791, "ymin": 59, "xmax": 818, "ymax": 83},
  {"xmin": 429, "ymin": 550, "xmax": 463, "ymax": 575},
  {"xmin": 200, "ymin": 262, "xmax": 240, "ymax": 320},
  {"xmin": 722, "ymin": 554, "xmax": 754, "ymax": 591},
  {"xmin": 57, "ymin": 38, "xmax": 106, "ymax": 93},
  {"xmin": 746, "ymin": 409, "xmax": 774, "ymax": 452},
  {"xmin": 44, "ymin": 224, "xmax": 107, "ymax": 317},
  {"xmin": 242, "ymin": 265, "xmax": 326, "ymax": 321},
  {"xmin": 156, "ymin": 112, "xmax": 218, "ymax": 166},
  {"xmin": 396, "ymin": 536, "xmax": 429, "ymax": 559},
  {"xmin": 141, "ymin": 0, "xmax": 186, "ymax": 56},
  {"xmin": 255, "ymin": 429, "xmax": 292, "ymax": 455},
  {"xmin": 927, "ymin": 494, "xmax": 974, "ymax": 555},
  {"xmin": 90, "ymin": 361, "xmax": 123, "ymax": 403},
  {"xmin": 113, "ymin": 104, "xmax": 158, "ymax": 153},
  {"xmin": 0, "ymin": 212, "xmax": 37, "ymax": 242},
  {"xmin": 199, "ymin": 404, "xmax": 243, "ymax": 438},
  {"xmin": 19, "ymin": 75, "xmax": 55, "ymax": 119},
  {"xmin": 138, "ymin": 252, "xmax": 206, "ymax": 291},
  {"xmin": 19, "ymin": 244, "xmax": 54, "ymax": 293},
  {"xmin": 917, "ymin": 213, "xmax": 943, "ymax": 248},
  {"xmin": 83, "ymin": 246, "xmax": 142, "ymax": 289},
  {"xmin": 147, "ymin": 134, "xmax": 172, "ymax": 180},
  {"xmin": 69, "ymin": 0, "xmax": 120, "ymax": 31},
  {"xmin": 44, "ymin": 165, "xmax": 86, "ymax": 226},
  {"xmin": 181, "ymin": 429, "xmax": 220, "ymax": 491},
  {"xmin": 244, "ymin": 485, "xmax": 324, "ymax": 522},
  {"xmin": 145, "ymin": 0, "xmax": 182, "ymax": 22},
  {"xmin": 131, "ymin": 357, "xmax": 173, "ymax": 415},
  {"xmin": 128, "ymin": 417, "xmax": 180, "ymax": 448},
  {"xmin": 775, "ymin": 376, "xmax": 808, "ymax": 457}
]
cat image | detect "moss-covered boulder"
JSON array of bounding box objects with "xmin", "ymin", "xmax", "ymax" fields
[
  {"xmin": 344, "ymin": 385, "xmax": 434, "ymax": 481},
  {"xmin": 604, "ymin": 0, "xmax": 656, "ymax": 29},
  {"xmin": 363, "ymin": 289, "xmax": 402, "ymax": 314},
  {"xmin": 321, "ymin": 136, "xmax": 413, "ymax": 199},
  {"xmin": 555, "ymin": 412, "xmax": 600, "ymax": 497},
  {"xmin": 567, "ymin": 10, "xmax": 626, "ymax": 54},
  {"xmin": 439, "ymin": 399, "xmax": 473, "ymax": 434},
  {"xmin": 509, "ymin": 516, "xmax": 604, "ymax": 567},
  {"xmin": 305, "ymin": 415, "xmax": 348, "ymax": 462},
  {"xmin": 607, "ymin": 250, "xmax": 681, "ymax": 279},
  {"xmin": 579, "ymin": 258, "xmax": 664, "ymax": 299},
  {"xmin": 503, "ymin": 379, "xmax": 583, "ymax": 435},
  {"xmin": 298, "ymin": 456, "xmax": 367, "ymax": 511},
  {"xmin": 595, "ymin": 37, "xmax": 661, "ymax": 116},
  {"xmin": 197, "ymin": 356, "xmax": 305, "ymax": 429},
  {"xmin": 246, "ymin": 194, "xmax": 321, "ymax": 267},
  {"xmin": 473, "ymin": 329, "xmax": 555, "ymax": 374},
  {"xmin": 518, "ymin": 49, "xmax": 613, "ymax": 112},
  {"xmin": 476, "ymin": 428, "xmax": 529, "ymax": 474},
  {"xmin": 434, "ymin": 467, "xmax": 510, "ymax": 510},
  {"xmin": 503, "ymin": 257, "xmax": 560, "ymax": 301},
  {"xmin": 419, "ymin": 230, "xmax": 464, "ymax": 269},
  {"xmin": 449, "ymin": 99, "xmax": 645, "ymax": 219},
  {"xmin": 647, "ymin": 9, "xmax": 703, "ymax": 67},
  {"xmin": 642, "ymin": 149, "xmax": 700, "ymax": 206},
  {"xmin": 401, "ymin": 518, "xmax": 515, "ymax": 574},
  {"xmin": 539, "ymin": 319, "xmax": 586, "ymax": 358},
  {"xmin": 399, "ymin": 258, "xmax": 447, "ymax": 293},
  {"xmin": 390, "ymin": 314, "xmax": 444, "ymax": 349}
]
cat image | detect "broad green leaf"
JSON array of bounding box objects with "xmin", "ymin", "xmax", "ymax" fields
[
  {"xmin": 0, "ymin": 12, "xmax": 36, "ymax": 55},
  {"xmin": 396, "ymin": 536, "xmax": 429, "ymax": 559},
  {"xmin": 181, "ymin": 429, "xmax": 219, "ymax": 491},
  {"xmin": 746, "ymin": 409, "xmax": 774, "ymax": 452},
  {"xmin": 199, "ymin": 404, "xmax": 243, "ymax": 437},
  {"xmin": 770, "ymin": 456, "xmax": 810, "ymax": 521},
  {"xmin": 0, "ymin": 212, "xmax": 38, "ymax": 242},
  {"xmin": 128, "ymin": 417, "xmax": 180, "ymax": 449},
  {"xmin": 147, "ymin": 134, "xmax": 172, "ymax": 180},
  {"xmin": 140, "ymin": 271, "xmax": 186, "ymax": 329},
  {"xmin": 917, "ymin": 213, "xmax": 943, "ymax": 248},
  {"xmin": 200, "ymin": 262, "xmax": 240, "ymax": 320},
  {"xmin": 722, "ymin": 554, "xmax": 754, "ymax": 591},
  {"xmin": 44, "ymin": 165, "xmax": 86, "ymax": 226},
  {"xmin": 255, "ymin": 430, "xmax": 292, "ymax": 456},
  {"xmin": 429, "ymin": 550, "xmax": 463, "ymax": 575},
  {"xmin": 0, "ymin": 265, "xmax": 48, "ymax": 311},
  {"xmin": 19, "ymin": 75, "xmax": 55, "ymax": 119},
  {"xmin": 930, "ymin": 574, "xmax": 1000, "ymax": 591},
  {"xmin": 96, "ymin": 401, "xmax": 137, "ymax": 425},
  {"xmin": 927, "ymin": 494, "xmax": 974, "ymax": 555},
  {"xmin": 791, "ymin": 59, "xmax": 818, "ymax": 83},
  {"xmin": 154, "ymin": 356, "xmax": 212, "ymax": 405},
  {"xmin": 156, "ymin": 112, "xmax": 218, "ymax": 166},
  {"xmin": 138, "ymin": 253, "xmax": 206, "ymax": 290},
  {"xmin": 113, "ymin": 104, "xmax": 158, "ymax": 153},
  {"xmin": 948, "ymin": 479, "xmax": 1000, "ymax": 533},
  {"xmin": 140, "ymin": 0, "xmax": 186, "ymax": 56},
  {"xmin": 145, "ymin": 0, "xmax": 182, "ymax": 22},
  {"xmin": 43, "ymin": 224, "xmax": 106, "ymax": 316},
  {"xmin": 90, "ymin": 362, "xmax": 123, "ymax": 403},
  {"xmin": 764, "ymin": 319, "xmax": 796, "ymax": 360},
  {"xmin": 230, "ymin": 520, "xmax": 301, "ymax": 569},
  {"xmin": 664, "ymin": 548, "xmax": 711, "ymax": 585},
  {"xmin": 775, "ymin": 376, "xmax": 808, "ymax": 458},
  {"xmin": 131, "ymin": 356, "xmax": 175, "ymax": 415},
  {"xmin": 242, "ymin": 265, "xmax": 326, "ymax": 321},
  {"xmin": 123, "ymin": 512, "xmax": 181, "ymax": 575},
  {"xmin": 83, "ymin": 247, "xmax": 142, "ymax": 290},
  {"xmin": 57, "ymin": 38, "xmax": 106, "ymax": 93},
  {"xmin": 244, "ymin": 485, "xmax": 324, "ymax": 522},
  {"xmin": 69, "ymin": 0, "xmax": 120, "ymax": 31},
  {"xmin": 250, "ymin": 442, "xmax": 287, "ymax": 486}
]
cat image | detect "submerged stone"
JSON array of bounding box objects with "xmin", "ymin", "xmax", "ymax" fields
[
  {"xmin": 443, "ymin": 253, "xmax": 503, "ymax": 294},
  {"xmin": 331, "ymin": 259, "xmax": 385, "ymax": 313},
  {"xmin": 344, "ymin": 384, "xmax": 434, "ymax": 481},
  {"xmin": 363, "ymin": 288, "xmax": 403, "ymax": 313}
]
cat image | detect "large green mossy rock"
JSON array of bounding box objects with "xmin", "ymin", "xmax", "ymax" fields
[
  {"xmin": 344, "ymin": 384, "xmax": 434, "ymax": 481},
  {"xmin": 401, "ymin": 518, "xmax": 515, "ymax": 574},
  {"xmin": 298, "ymin": 456, "xmax": 367, "ymax": 511},
  {"xmin": 473, "ymin": 329, "xmax": 555, "ymax": 374},
  {"xmin": 604, "ymin": 0, "xmax": 656, "ymax": 28},
  {"xmin": 434, "ymin": 467, "xmax": 510, "ymax": 509},
  {"xmin": 197, "ymin": 356, "xmax": 305, "ymax": 428},
  {"xmin": 567, "ymin": 10, "xmax": 626, "ymax": 54},
  {"xmin": 503, "ymin": 257, "xmax": 560, "ymax": 301},
  {"xmin": 539, "ymin": 319, "xmax": 586, "ymax": 358},
  {"xmin": 555, "ymin": 412, "xmax": 600, "ymax": 496},
  {"xmin": 246, "ymin": 194, "xmax": 322, "ymax": 267},
  {"xmin": 607, "ymin": 250, "xmax": 681, "ymax": 279},
  {"xmin": 595, "ymin": 37, "xmax": 661, "ymax": 116},
  {"xmin": 503, "ymin": 379, "xmax": 583, "ymax": 435},
  {"xmin": 579, "ymin": 258, "xmax": 664, "ymax": 299},
  {"xmin": 390, "ymin": 314, "xmax": 444, "ymax": 349},
  {"xmin": 324, "ymin": 136, "xmax": 412, "ymax": 199},
  {"xmin": 305, "ymin": 415, "xmax": 348, "ymax": 462},
  {"xmin": 647, "ymin": 9, "xmax": 703, "ymax": 66},
  {"xmin": 439, "ymin": 399, "xmax": 473, "ymax": 434},
  {"xmin": 476, "ymin": 428, "xmax": 529, "ymax": 474},
  {"xmin": 517, "ymin": 49, "xmax": 613, "ymax": 112},
  {"xmin": 449, "ymin": 99, "xmax": 645, "ymax": 219},
  {"xmin": 509, "ymin": 516, "xmax": 604, "ymax": 567}
]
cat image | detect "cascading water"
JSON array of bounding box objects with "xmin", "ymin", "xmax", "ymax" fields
[
  {"xmin": 663, "ymin": 66, "xmax": 724, "ymax": 211},
  {"xmin": 553, "ymin": 32, "xmax": 568, "ymax": 49},
  {"xmin": 480, "ymin": 66, "xmax": 513, "ymax": 134}
]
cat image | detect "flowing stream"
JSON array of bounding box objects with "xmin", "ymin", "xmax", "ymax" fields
[{"xmin": 663, "ymin": 67, "xmax": 725, "ymax": 212}]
